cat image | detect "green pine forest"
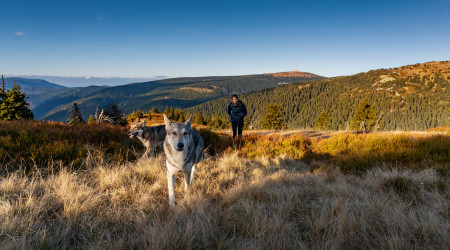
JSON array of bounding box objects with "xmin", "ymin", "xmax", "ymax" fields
[{"xmin": 186, "ymin": 61, "xmax": 450, "ymax": 130}]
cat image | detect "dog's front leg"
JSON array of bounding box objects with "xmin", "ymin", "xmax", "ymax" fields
[
  {"xmin": 167, "ymin": 169, "xmax": 176, "ymax": 207},
  {"xmin": 183, "ymin": 172, "xmax": 191, "ymax": 191},
  {"xmin": 151, "ymin": 146, "xmax": 156, "ymax": 158},
  {"xmin": 190, "ymin": 164, "xmax": 197, "ymax": 185}
]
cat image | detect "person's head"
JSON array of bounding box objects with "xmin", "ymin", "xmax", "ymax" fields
[{"xmin": 232, "ymin": 94, "xmax": 238, "ymax": 104}]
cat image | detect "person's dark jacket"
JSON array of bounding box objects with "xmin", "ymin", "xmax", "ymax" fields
[{"xmin": 227, "ymin": 100, "xmax": 247, "ymax": 123}]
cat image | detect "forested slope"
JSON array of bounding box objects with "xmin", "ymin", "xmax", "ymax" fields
[{"xmin": 187, "ymin": 61, "xmax": 450, "ymax": 130}]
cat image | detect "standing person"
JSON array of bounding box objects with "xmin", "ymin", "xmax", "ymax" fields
[{"xmin": 227, "ymin": 94, "xmax": 247, "ymax": 139}]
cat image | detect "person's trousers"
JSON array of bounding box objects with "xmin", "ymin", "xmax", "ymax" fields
[{"xmin": 232, "ymin": 121, "xmax": 244, "ymax": 138}]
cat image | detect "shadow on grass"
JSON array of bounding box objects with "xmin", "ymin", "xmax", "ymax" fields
[{"xmin": 218, "ymin": 132, "xmax": 450, "ymax": 176}]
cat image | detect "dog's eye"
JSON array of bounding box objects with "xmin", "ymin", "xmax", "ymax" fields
[
  {"xmin": 172, "ymin": 132, "xmax": 177, "ymax": 136},
  {"xmin": 183, "ymin": 132, "xmax": 188, "ymax": 135}
]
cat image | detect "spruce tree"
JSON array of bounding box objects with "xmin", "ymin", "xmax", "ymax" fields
[
  {"xmin": 209, "ymin": 114, "xmax": 224, "ymax": 129},
  {"xmin": 103, "ymin": 103, "xmax": 126, "ymax": 125},
  {"xmin": 0, "ymin": 81, "xmax": 34, "ymax": 120},
  {"xmin": 193, "ymin": 111, "xmax": 205, "ymax": 125},
  {"xmin": 169, "ymin": 107, "xmax": 175, "ymax": 119},
  {"xmin": 150, "ymin": 107, "xmax": 160, "ymax": 114},
  {"xmin": 0, "ymin": 76, "xmax": 5, "ymax": 107},
  {"xmin": 314, "ymin": 111, "xmax": 331, "ymax": 131},
  {"xmin": 350, "ymin": 99, "xmax": 378, "ymax": 131},
  {"xmin": 67, "ymin": 103, "xmax": 85, "ymax": 124},
  {"xmin": 164, "ymin": 106, "xmax": 174, "ymax": 119},
  {"xmin": 88, "ymin": 115, "xmax": 96, "ymax": 124},
  {"xmin": 1, "ymin": 75, "xmax": 5, "ymax": 92},
  {"xmin": 135, "ymin": 109, "xmax": 143, "ymax": 119},
  {"xmin": 173, "ymin": 108, "xmax": 185, "ymax": 122},
  {"xmin": 259, "ymin": 103, "xmax": 287, "ymax": 130},
  {"xmin": 164, "ymin": 106, "xmax": 170, "ymax": 117}
]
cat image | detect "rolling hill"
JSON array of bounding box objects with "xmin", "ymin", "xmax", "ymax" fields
[
  {"xmin": 2, "ymin": 77, "xmax": 68, "ymax": 108},
  {"xmin": 31, "ymin": 85, "xmax": 109, "ymax": 120},
  {"xmin": 186, "ymin": 61, "xmax": 450, "ymax": 131},
  {"xmin": 34, "ymin": 72, "xmax": 322, "ymax": 121}
]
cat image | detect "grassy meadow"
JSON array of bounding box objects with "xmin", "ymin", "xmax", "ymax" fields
[
  {"xmin": 0, "ymin": 121, "xmax": 449, "ymax": 249},
  {"xmin": 0, "ymin": 120, "xmax": 146, "ymax": 173}
]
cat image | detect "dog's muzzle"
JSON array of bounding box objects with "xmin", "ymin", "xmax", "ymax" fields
[
  {"xmin": 128, "ymin": 131, "xmax": 138, "ymax": 139},
  {"xmin": 175, "ymin": 143, "xmax": 184, "ymax": 151}
]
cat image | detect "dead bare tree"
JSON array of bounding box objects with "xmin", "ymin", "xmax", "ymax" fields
[
  {"xmin": 359, "ymin": 120, "xmax": 366, "ymax": 132},
  {"xmin": 94, "ymin": 107, "xmax": 114, "ymax": 124},
  {"xmin": 373, "ymin": 112, "xmax": 383, "ymax": 132}
]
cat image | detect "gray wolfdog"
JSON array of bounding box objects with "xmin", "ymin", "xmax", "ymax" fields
[
  {"xmin": 163, "ymin": 114, "xmax": 204, "ymax": 207},
  {"xmin": 128, "ymin": 119, "xmax": 166, "ymax": 158}
]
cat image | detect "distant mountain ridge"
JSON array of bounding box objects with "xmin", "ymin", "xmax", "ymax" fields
[
  {"xmin": 31, "ymin": 85, "xmax": 109, "ymax": 119},
  {"xmin": 33, "ymin": 72, "xmax": 322, "ymax": 121},
  {"xmin": 187, "ymin": 61, "xmax": 450, "ymax": 131},
  {"xmin": 2, "ymin": 77, "xmax": 68, "ymax": 108},
  {"xmin": 3, "ymin": 77, "xmax": 67, "ymax": 89},
  {"xmin": 9, "ymin": 75, "xmax": 167, "ymax": 87}
]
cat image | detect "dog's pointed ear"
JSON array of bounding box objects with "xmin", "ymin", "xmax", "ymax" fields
[
  {"xmin": 142, "ymin": 118, "xmax": 147, "ymax": 126},
  {"xmin": 185, "ymin": 114, "xmax": 193, "ymax": 127},
  {"xmin": 163, "ymin": 114, "xmax": 172, "ymax": 127}
]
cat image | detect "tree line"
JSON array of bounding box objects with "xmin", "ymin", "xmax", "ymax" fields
[{"xmin": 186, "ymin": 69, "xmax": 449, "ymax": 131}]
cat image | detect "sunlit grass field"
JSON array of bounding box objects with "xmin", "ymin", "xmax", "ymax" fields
[{"xmin": 0, "ymin": 121, "xmax": 449, "ymax": 249}]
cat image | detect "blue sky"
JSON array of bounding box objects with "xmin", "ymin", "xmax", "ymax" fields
[{"xmin": 2, "ymin": 0, "xmax": 449, "ymax": 82}]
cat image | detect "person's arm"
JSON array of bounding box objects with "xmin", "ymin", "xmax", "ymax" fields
[
  {"xmin": 227, "ymin": 103, "xmax": 232, "ymax": 117},
  {"xmin": 241, "ymin": 103, "xmax": 247, "ymax": 117}
]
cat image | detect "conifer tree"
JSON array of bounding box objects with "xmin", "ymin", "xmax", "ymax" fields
[
  {"xmin": 0, "ymin": 76, "xmax": 5, "ymax": 105},
  {"xmin": 0, "ymin": 81, "xmax": 34, "ymax": 120},
  {"xmin": 88, "ymin": 115, "xmax": 96, "ymax": 124},
  {"xmin": 1, "ymin": 75, "xmax": 5, "ymax": 92},
  {"xmin": 135, "ymin": 109, "xmax": 143, "ymax": 119},
  {"xmin": 259, "ymin": 103, "xmax": 287, "ymax": 130},
  {"xmin": 164, "ymin": 106, "xmax": 172, "ymax": 118},
  {"xmin": 193, "ymin": 111, "xmax": 205, "ymax": 125},
  {"xmin": 314, "ymin": 111, "xmax": 331, "ymax": 131},
  {"xmin": 164, "ymin": 107, "xmax": 176, "ymax": 120},
  {"xmin": 174, "ymin": 108, "xmax": 184, "ymax": 122},
  {"xmin": 350, "ymin": 99, "xmax": 378, "ymax": 131},
  {"xmin": 103, "ymin": 103, "xmax": 126, "ymax": 125},
  {"xmin": 67, "ymin": 103, "xmax": 85, "ymax": 124},
  {"xmin": 150, "ymin": 107, "xmax": 160, "ymax": 114},
  {"xmin": 243, "ymin": 116, "xmax": 250, "ymax": 129},
  {"xmin": 208, "ymin": 114, "xmax": 225, "ymax": 129}
]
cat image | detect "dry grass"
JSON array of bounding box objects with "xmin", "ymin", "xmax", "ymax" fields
[
  {"xmin": 1, "ymin": 152, "xmax": 449, "ymax": 249},
  {"xmin": 216, "ymin": 129, "xmax": 448, "ymax": 140},
  {"xmin": 233, "ymin": 132, "xmax": 449, "ymax": 175},
  {"xmin": 0, "ymin": 120, "xmax": 144, "ymax": 172}
]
